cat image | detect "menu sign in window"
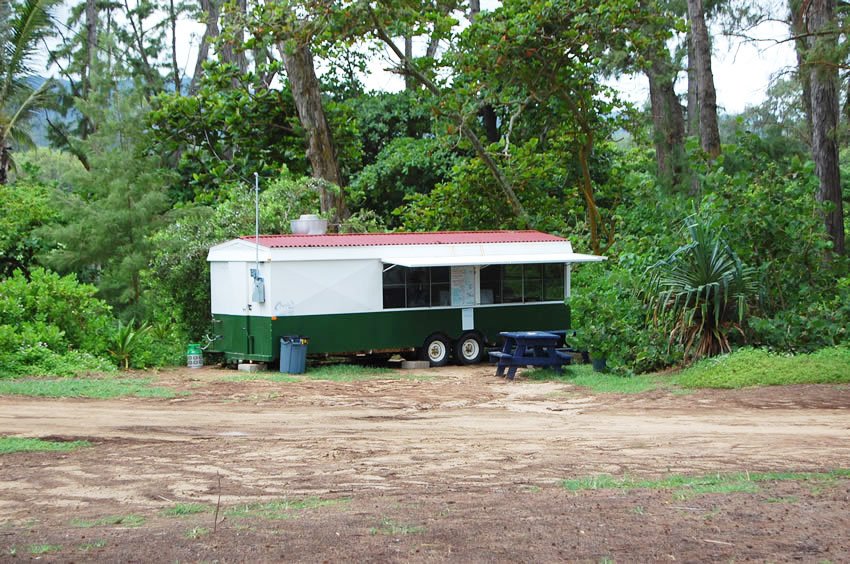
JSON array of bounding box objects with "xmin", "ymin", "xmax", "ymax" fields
[{"xmin": 451, "ymin": 266, "xmax": 476, "ymax": 307}]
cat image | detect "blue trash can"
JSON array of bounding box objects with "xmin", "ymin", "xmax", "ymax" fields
[{"xmin": 280, "ymin": 336, "xmax": 309, "ymax": 374}]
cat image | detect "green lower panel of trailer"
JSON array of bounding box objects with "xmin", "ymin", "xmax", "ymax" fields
[{"xmin": 209, "ymin": 303, "xmax": 570, "ymax": 362}]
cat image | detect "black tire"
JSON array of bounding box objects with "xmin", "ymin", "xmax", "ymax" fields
[
  {"xmin": 455, "ymin": 332, "xmax": 484, "ymax": 365},
  {"xmin": 420, "ymin": 333, "xmax": 451, "ymax": 367}
]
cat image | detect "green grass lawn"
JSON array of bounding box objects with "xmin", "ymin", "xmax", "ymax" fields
[
  {"xmin": 0, "ymin": 436, "xmax": 91, "ymax": 455},
  {"xmin": 674, "ymin": 347, "xmax": 850, "ymax": 389},
  {"xmin": 0, "ymin": 377, "xmax": 178, "ymax": 399},
  {"xmin": 526, "ymin": 346, "xmax": 850, "ymax": 392},
  {"xmin": 561, "ymin": 469, "xmax": 850, "ymax": 498}
]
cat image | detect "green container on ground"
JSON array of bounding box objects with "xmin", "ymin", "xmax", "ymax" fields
[
  {"xmin": 187, "ymin": 343, "xmax": 203, "ymax": 369},
  {"xmin": 280, "ymin": 336, "xmax": 308, "ymax": 374}
]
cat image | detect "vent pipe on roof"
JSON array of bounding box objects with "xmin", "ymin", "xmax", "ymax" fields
[{"xmin": 290, "ymin": 214, "xmax": 328, "ymax": 235}]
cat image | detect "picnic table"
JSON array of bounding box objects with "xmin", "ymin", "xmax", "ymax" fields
[{"xmin": 488, "ymin": 331, "xmax": 574, "ymax": 380}]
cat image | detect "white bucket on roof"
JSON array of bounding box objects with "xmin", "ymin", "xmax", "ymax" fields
[{"xmin": 290, "ymin": 214, "xmax": 328, "ymax": 235}]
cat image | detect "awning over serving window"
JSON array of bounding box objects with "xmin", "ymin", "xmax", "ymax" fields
[{"xmin": 381, "ymin": 253, "xmax": 605, "ymax": 268}]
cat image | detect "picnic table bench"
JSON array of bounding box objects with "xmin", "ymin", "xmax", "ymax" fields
[{"xmin": 489, "ymin": 330, "xmax": 574, "ymax": 380}]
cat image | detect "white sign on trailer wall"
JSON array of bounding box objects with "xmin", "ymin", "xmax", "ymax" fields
[{"xmin": 451, "ymin": 266, "xmax": 476, "ymax": 306}]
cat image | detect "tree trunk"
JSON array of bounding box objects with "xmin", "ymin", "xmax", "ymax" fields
[
  {"xmin": 219, "ymin": 0, "xmax": 248, "ymax": 81},
  {"xmin": 686, "ymin": 31, "xmax": 699, "ymax": 138},
  {"xmin": 686, "ymin": 0, "xmax": 721, "ymax": 158},
  {"xmin": 791, "ymin": 0, "xmax": 812, "ymax": 143},
  {"xmin": 81, "ymin": 0, "xmax": 97, "ymax": 137},
  {"xmin": 467, "ymin": 1, "xmax": 499, "ymax": 145},
  {"xmin": 805, "ymin": 0, "xmax": 845, "ymax": 255},
  {"xmin": 0, "ymin": 144, "xmax": 9, "ymax": 185},
  {"xmin": 646, "ymin": 56, "xmax": 686, "ymax": 189},
  {"xmin": 404, "ymin": 36, "xmax": 415, "ymax": 90},
  {"xmin": 169, "ymin": 0, "xmax": 181, "ymax": 94},
  {"xmin": 281, "ymin": 41, "xmax": 348, "ymax": 227},
  {"xmin": 190, "ymin": 0, "xmax": 220, "ymax": 94}
]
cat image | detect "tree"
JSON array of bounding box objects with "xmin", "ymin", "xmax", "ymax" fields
[
  {"xmin": 0, "ymin": 0, "xmax": 57, "ymax": 183},
  {"xmin": 451, "ymin": 0, "xmax": 659, "ymax": 253},
  {"xmin": 687, "ymin": 0, "xmax": 721, "ymax": 158},
  {"xmin": 800, "ymin": 0, "xmax": 845, "ymax": 255},
  {"xmin": 148, "ymin": 62, "xmax": 308, "ymax": 203},
  {"xmin": 250, "ymin": 3, "xmax": 349, "ymax": 227},
  {"xmin": 40, "ymin": 88, "xmax": 174, "ymax": 315}
]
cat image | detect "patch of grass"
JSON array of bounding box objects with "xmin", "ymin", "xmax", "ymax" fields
[
  {"xmin": 29, "ymin": 544, "xmax": 62, "ymax": 555},
  {"xmin": 675, "ymin": 347, "xmax": 850, "ymax": 389},
  {"xmin": 304, "ymin": 364, "xmax": 429, "ymax": 382},
  {"xmin": 70, "ymin": 514, "xmax": 146, "ymax": 528},
  {"xmin": 369, "ymin": 518, "xmax": 425, "ymax": 535},
  {"xmin": 673, "ymin": 480, "xmax": 760, "ymax": 499},
  {"xmin": 524, "ymin": 365, "xmax": 666, "ymax": 394},
  {"xmin": 160, "ymin": 503, "xmax": 210, "ymax": 517},
  {"xmin": 0, "ymin": 436, "xmax": 90, "ymax": 455},
  {"xmin": 0, "ymin": 377, "xmax": 178, "ymax": 399},
  {"xmin": 561, "ymin": 469, "xmax": 850, "ymax": 498},
  {"xmin": 225, "ymin": 496, "xmax": 349, "ymax": 520},
  {"xmin": 765, "ymin": 496, "xmax": 799, "ymax": 504},
  {"xmin": 185, "ymin": 526, "xmax": 210, "ymax": 539},
  {"xmin": 78, "ymin": 540, "xmax": 106, "ymax": 551}
]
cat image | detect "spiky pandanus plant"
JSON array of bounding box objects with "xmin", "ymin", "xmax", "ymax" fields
[
  {"xmin": 107, "ymin": 319, "xmax": 151, "ymax": 370},
  {"xmin": 647, "ymin": 221, "xmax": 759, "ymax": 361}
]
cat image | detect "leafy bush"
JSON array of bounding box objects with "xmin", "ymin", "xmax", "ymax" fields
[
  {"xmin": 0, "ymin": 268, "xmax": 116, "ymax": 377},
  {"xmin": 748, "ymin": 275, "xmax": 850, "ymax": 353},
  {"xmin": 0, "ymin": 345, "xmax": 114, "ymax": 378},
  {"xmin": 130, "ymin": 324, "xmax": 187, "ymax": 369},
  {"xmin": 569, "ymin": 263, "xmax": 674, "ymax": 374},
  {"xmin": 0, "ymin": 268, "xmax": 113, "ymax": 353},
  {"xmin": 675, "ymin": 347, "xmax": 850, "ymax": 388}
]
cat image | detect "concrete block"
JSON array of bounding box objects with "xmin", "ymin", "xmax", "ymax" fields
[
  {"xmin": 400, "ymin": 360, "xmax": 431, "ymax": 370},
  {"xmin": 237, "ymin": 363, "xmax": 265, "ymax": 373}
]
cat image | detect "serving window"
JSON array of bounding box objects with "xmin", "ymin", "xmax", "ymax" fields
[
  {"xmin": 383, "ymin": 266, "xmax": 450, "ymax": 309},
  {"xmin": 479, "ymin": 264, "xmax": 564, "ymax": 304}
]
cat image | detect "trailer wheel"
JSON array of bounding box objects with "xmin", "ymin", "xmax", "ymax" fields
[
  {"xmin": 455, "ymin": 332, "xmax": 484, "ymax": 365},
  {"xmin": 420, "ymin": 334, "xmax": 451, "ymax": 367}
]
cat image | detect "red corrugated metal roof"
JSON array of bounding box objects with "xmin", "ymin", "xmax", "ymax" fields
[{"xmin": 239, "ymin": 230, "xmax": 565, "ymax": 248}]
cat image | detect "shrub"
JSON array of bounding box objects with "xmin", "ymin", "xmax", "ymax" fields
[
  {"xmin": 646, "ymin": 219, "xmax": 760, "ymax": 360},
  {"xmin": 0, "ymin": 268, "xmax": 113, "ymax": 354},
  {"xmin": 0, "ymin": 268, "xmax": 116, "ymax": 377},
  {"xmin": 570, "ymin": 264, "xmax": 674, "ymax": 374}
]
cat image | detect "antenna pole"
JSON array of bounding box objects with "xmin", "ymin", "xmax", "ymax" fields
[{"xmin": 254, "ymin": 172, "xmax": 260, "ymax": 271}]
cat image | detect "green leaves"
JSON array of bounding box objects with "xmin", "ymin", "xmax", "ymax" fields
[
  {"xmin": 647, "ymin": 219, "xmax": 760, "ymax": 361},
  {"xmin": 106, "ymin": 319, "xmax": 152, "ymax": 370}
]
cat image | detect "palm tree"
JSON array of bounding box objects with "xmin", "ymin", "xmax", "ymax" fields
[{"xmin": 0, "ymin": 0, "xmax": 57, "ymax": 184}]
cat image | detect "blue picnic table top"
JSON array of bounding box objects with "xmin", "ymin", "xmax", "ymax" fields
[{"xmin": 489, "ymin": 330, "xmax": 572, "ymax": 380}]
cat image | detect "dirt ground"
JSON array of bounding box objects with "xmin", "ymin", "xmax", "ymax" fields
[{"xmin": 0, "ymin": 365, "xmax": 849, "ymax": 562}]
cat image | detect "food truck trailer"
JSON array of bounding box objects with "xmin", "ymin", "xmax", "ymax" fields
[{"xmin": 206, "ymin": 229, "xmax": 604, "ymax": 366}]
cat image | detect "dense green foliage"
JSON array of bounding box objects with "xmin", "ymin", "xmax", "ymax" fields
[{"xmin": 0, "ymin": 0, "xmax": 847, "ymax": 379}]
